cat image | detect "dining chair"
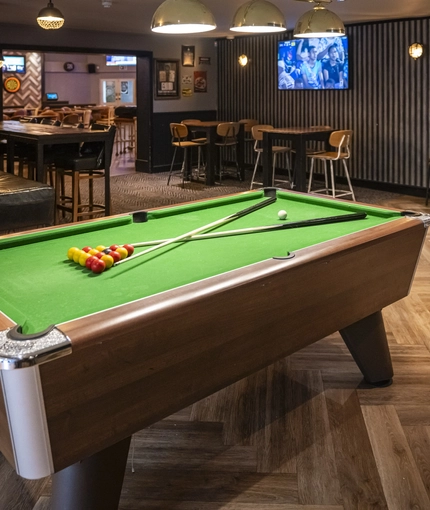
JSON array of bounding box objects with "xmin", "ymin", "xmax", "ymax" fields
[
  {"xmin": 167, "ymin": 123, "xmax": 206, "ymax": 186},
  {"xmin": 61, "ymin": 113, "xmax": 81, "ymax": 126},
  {"xmin": 250, "ymin": 124, "xmax": 292, "ymax": 190},
  {"xmin": 215, "ymin": 122, "xmax": 241, "ymax": 183},
  {"xmin": 307, "ymin": 129, "xmax": 355, "ymax": 200}
]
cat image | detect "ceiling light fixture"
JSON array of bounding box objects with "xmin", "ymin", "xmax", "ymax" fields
[
  {"xmin": 230, "ymin": 0, "xmax": 286, "ymax": 33},
  {"xmin": 409, "ymin": 43, "xmax": 424, "ymax": 60},
  {"xmin": 294, "ymin": 0, "xmax": 344, "ymax": 38},
  {"xmin": 151, "ymin": 0, "xmax": 216, "ymax": 34},
  {"xmin": 37, "ymin": 1, "xmax": 65, "ymax": 30}
]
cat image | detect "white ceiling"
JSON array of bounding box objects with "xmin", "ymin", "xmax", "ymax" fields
[{"xmin": 3, "ymin": 0, "xmax": 430, "ymax": 38}]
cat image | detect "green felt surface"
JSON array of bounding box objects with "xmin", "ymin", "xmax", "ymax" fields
[{"xmin": 0, "ymin": 190, "xmax": 401, "ymax": 334}]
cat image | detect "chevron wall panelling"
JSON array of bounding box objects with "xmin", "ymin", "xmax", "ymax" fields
[{"xmin": 3, "ymin": 52, "xmax": 42, "ymax": 109}]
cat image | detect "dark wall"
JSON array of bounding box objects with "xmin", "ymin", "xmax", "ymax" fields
[{"xmin": 217, "ymin": 18, "xmax": 430, "ymax": 192}]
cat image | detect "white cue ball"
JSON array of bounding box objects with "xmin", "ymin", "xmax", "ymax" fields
[{"xmin": 278, "ymin": 210, "xmax": 288, "ymax": 220}]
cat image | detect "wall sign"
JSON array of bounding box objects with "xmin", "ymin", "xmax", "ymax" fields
[
  {"xmin": 3, "ymin": 77, "xmax": 21, "ymax": 93},
  {"xmin": 63, "ymin": 62, "xmax": 75, "ymax": 72}
]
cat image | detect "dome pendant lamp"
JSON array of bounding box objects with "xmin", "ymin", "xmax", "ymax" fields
[
  {"xmin": 151, "ymin": 0, "xmax": 216, "ymax": 34},
  {"xmin": 294, "ymin": 1, "xmax": 345, "ymax": 38},
  {"xmin": 230, "ymin": 0, "xmax": 286, "ymax": 33},
  {"xmin": 37, "ymin": 1, "xmax": 65, "ymax": 30}
]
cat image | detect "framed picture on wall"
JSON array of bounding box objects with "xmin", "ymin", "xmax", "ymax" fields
[
  {"xmin": 182, "ymin": 46, "xmax": 195, "ymax": 67},
  {"xmin": 154, "ymin": 59, "xmax": 180, "ymax": 100}
]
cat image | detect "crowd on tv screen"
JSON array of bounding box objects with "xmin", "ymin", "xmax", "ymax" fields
[{"xmin": 278, "ymin": 37, "xmax": 348, "ymax": 90}]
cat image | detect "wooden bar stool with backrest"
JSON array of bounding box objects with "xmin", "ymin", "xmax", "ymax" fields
[
  {"xmin": 167, "ymin": 123, "xmax": 206, "ymax": 186},
  {"xmin": 307, "ymin": 129, "xmax": 355, "ymax": 200},
  {"xmin": 54, "ymin": 124, "xmax": 116, "ymax": 222},
  {"xmin": 215, "ymin": 122, "xmax": 241, "ymax": 183},
  {"xmin": 250, "ymin": 124, "xmax": 292, "ymax": 189}
]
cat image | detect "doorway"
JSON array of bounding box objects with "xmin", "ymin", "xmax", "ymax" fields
[{"xmin": 100, "ymin": 79, "xmax": 136, "ymax": 106}]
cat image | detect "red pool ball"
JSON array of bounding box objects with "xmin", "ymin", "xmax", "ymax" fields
[
  {"xmin": 91, "ymin": 258, "xmax": 106, "ymax": 274},
  {"xmin": 123, "ymin": 244, "xmax": 134, "ymax": 256},
  {"xmin": 85, "ymin": 255, "xmax": 98, "ymax": 270},
  {"xmin": 109, "ymin": 251, "xmax": 121, "ymax": 263}
]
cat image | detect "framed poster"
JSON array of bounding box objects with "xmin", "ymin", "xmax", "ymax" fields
[
  {"xmin": 154, "ymin": 59, "xmax": 180, "ymax": 100},
  {"xmin": 182, "ymin": 46, "xmax": 195, "ymax": 67},
  {"xmin": 194, "ymin": 71, "xmax": 207, "ymax": 93}
]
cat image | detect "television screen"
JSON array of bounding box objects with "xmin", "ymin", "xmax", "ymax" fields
[
  {"xmin": 106, "ymin": 55, "xmax": 136, "ymax": 66},
  {"xmin": 2, "ymin": 55, "xmax": 26, "ymax": 74},
  {"xmin": 46, "ymin": 93, "xmax": 58, "ymax": 101},
  {"xmin": 278, "ymin": 37, "xmax": 349, "ymax": 90}
]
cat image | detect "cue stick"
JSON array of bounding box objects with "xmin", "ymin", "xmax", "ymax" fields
[
  {"xmin": 129, "ymin": 212, "xmax": 367, "ymax": 247},
  {"xmin": 114, "ymin": 196, "xmax": 276, "ymax": 266}
]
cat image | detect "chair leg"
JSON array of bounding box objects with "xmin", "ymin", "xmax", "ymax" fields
[
  {"xmin": 323, "ymin": 160, "xmax": 329, "ymax": 192},
  {"xmin": 343, "ymin": 160, "xmax": 356, "ymax": 201},
  {"xmin": 88, "ymin": 171, "xmax": 94, "ymax": 213},
  {"xmin": 167, "ymin": 147, "xmax": 178, "ymax": 185},
  {"xmin": 72, "ymin": 172, "xmax": 80, "ymax": 223},
  {"xmin": 330, "ymin": 161, "xmax": 336, "ymax": 198},
  {"xmin": 272, "ymin": 153, "xmax": 277, "ymax": 186},
  {"xmin": 307, "ymin": 158, "xmax": 315, "ymax": 193},
  {"xmin": 250, "ymin": 152, "xmax": 261, "ymax": 190}
]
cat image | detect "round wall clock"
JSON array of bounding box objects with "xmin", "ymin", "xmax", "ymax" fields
[
  {"xmin": 3, "ymin": 77, "xmax": 21, "ymax": 93},
  {"xmin": 64, "ymin": 62, "xmax": 75, "ymax": 72}
]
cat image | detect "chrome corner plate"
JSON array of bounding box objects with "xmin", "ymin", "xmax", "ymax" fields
[{"xmin": 0, "ymin": 327, "xmax": 71, "ymax": 370}]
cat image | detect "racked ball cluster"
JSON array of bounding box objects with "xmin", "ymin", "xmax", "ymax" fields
[{"xmin": 67, "ymin": 244, "xmax": 135, "ymax": 273}]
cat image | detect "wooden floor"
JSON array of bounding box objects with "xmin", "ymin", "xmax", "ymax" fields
[{"xmin": 1, "ymin": 169, "xmax": 430, "ymax": 509}]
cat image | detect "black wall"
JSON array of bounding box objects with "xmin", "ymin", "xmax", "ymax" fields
[{"xmin": 217, "ymin": 17, "xmax": 430, "ymax": 192}]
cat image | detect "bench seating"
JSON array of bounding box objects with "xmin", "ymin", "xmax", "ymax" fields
[{"xmin": 0, "ymin": 171, "xmax": 55, "ymax": 234}]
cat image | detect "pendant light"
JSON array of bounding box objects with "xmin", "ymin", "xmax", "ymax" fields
[
  {"xmin": 230, "ymin": 0, "xmax": 286, "ymax": 33},
  {"xmin": 151, "ymin": 0, "xmax": 216, "ymax": 34},
  {"xmin": 37, "ymin": 1, "xmax": 65, "ymax": 30},
  {"xmin": 294, "ymin": 1, "xmax": 344, "ymax": 38}
]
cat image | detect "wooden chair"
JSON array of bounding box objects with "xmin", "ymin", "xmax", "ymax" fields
[
  {"xmin": 307, "ymin": 129, "xmax": 355, "ymax": 200},
  {"xmin": 215, "ymin": 122, "xmax": 241, "ymax": 183},
  {"xmin": 250, "ymin": 124, "xmax": 292, "ymax": 190},
  {"xmin": 167, "ymin": 123, "xmax": 206, "ymax": 186},
  {"xmin": 54, "ymin": 124, "xmax": 116, "ymax": 222},
  {"xmin": 182, "ymin": 119, "xmax": 206, "ymax": 177},
  {"xmin": 61, "ymin": 114, "xmax": 81, "ymax": 126}
]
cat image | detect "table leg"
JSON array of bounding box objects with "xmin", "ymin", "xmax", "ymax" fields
[
  {"xmin": 339, "ymin": 311, "xmax": 393, "ymax": 385},
  {"xmin": 50, "ymin": 436, "xmax": 131, "ymax": 510},
  {"xmin": 237, "ymin": 125, "xmax": 245, "ymax": 181},
  {"xmin": 293, "ymin": 138, "xmax": 307, "ymax": 192},
  {"xmin": 262, "ymin": 132, "xmax": 273, "ymax": 187},
  {"xmin": 35, "ymin": 145, "xmax": 45, "ymax": 183},
  {"xmin": 7, "ymin": 138, "xmax": 14, "ymax": 174},
  {"xmin": 205, "ymin": 127, "xmax": 216, "ymax": 186}
]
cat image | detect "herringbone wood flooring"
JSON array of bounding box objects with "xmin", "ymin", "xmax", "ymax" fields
[{"xmin": 1, "ymin": 165, "xmax": 430, "ymax": 509}]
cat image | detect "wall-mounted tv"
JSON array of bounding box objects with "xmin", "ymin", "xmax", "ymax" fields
[
  {"xmin": 106, "ymin": 55, "xmax": 136, "ymax": 66},
  {"xmin": 278, "ymin": 37, "xmax": 349, "ymax": 90},
  {"xmin": 2, "ymin": 55, "xmax": 26, "ymax": 74}
]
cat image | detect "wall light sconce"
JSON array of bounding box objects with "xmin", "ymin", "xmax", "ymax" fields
[
  {"xmin": 37, "ymin": 1, "xmax": 65, "ymax": 30},
  {"xmin": 238, "ymin": 55, "xmax": 249, "ymax": 67},
  {"xmin": 409, "ymin": 43, "xmax": 424, "ymax": 60}
]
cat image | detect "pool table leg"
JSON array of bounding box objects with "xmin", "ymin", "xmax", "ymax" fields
[
  {"xmin": 50, "ymin": 436, "xmax": 131, "ymax": 510},
  {"xmin": 339, "ymin": 311, "xmax": 394, "ymax": 385}
]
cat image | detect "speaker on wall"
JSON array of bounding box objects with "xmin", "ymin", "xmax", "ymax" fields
[{"xmin": 88, "ymin": 64, "xmax": 97, "ymax": 73}]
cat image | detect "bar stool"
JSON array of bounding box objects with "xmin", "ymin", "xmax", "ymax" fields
[
  {"xmin": 307, "ymin": 129, "xmax": 355, "ymax": 200},
  {"xmin": 54, "ymin": 124, "xmax": 116, "ymax": 222},
  {"xmin": 250, "ymin": 124, "xmax": 292, "ymax": 189},
  {"xmin": 167, "ymin": 123, "xmax": 206, "ymax": 186},
  {"xmin": 215, "ymin": 122, "xmax": 241, "ymax": 183}
]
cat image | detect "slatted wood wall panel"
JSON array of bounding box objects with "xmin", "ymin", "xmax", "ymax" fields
[
  {"xmin": 217, "ymin": 17, "xmax": 430, "ymax": 189},
  {"xmin": 3, "ymin": 52, "xmax": 42, "ymax": 109}
]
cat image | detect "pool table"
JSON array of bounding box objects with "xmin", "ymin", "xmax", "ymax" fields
[{"xmin": 0, "ymin": 189, "xmax": 428, "ymax": 509}]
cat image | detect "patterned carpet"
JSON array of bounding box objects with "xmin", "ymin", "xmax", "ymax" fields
[{"xmin": 106, "ymin": 171, "xmax": 403, "ymax": 217}]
